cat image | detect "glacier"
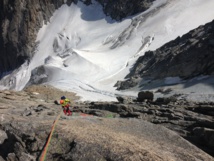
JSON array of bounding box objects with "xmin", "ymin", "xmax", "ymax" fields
[{"xmin": 1, "ymin": 0, "xmax": 214, "ymax": 101}]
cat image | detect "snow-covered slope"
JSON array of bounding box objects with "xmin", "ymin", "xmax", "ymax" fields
[{"xmin": 1, "ymin": 0, "xmax": 214, "ymax": 101}]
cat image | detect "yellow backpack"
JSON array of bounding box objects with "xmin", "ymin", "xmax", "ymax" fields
[{"xmin": 60, "ymin": 98, "xmax": 70, "ymax": 106}]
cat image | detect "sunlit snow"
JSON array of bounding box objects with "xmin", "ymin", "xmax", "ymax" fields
[{"xmin": 1, "ymin": 0, "xmax": 214, "ymax": 101}]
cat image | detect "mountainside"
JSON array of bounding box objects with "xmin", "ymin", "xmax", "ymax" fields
[
  {"xmin": 1, "ymin": 0, "xmax": 214, "ymax": 102},
  {"xmin": 0, "ymin": 86, "xmax": 214, "ymax": 160},
  {"xmin": 0, "ymin": 0, "xmax": 154, "ymax": 78},
  {"xmin": 116, "ymin": 19, "xmax": 214, "ymax": 90},
  {"xmin": 1, "ymin": 1, "xmax": 214, "ymax": 160},
  {"xmin": 0, "ymin": 0, "xmax": 74, "ymax": 77}
]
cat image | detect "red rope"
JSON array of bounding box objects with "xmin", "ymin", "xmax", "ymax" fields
[{"xmin": 39, "ymin": 112, "xmax": 62, "ymax": 161}]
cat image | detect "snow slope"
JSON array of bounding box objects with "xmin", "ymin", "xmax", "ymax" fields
[{"xmin": 1, "ymin": 0, "xmax": 214, "ymax": 101}]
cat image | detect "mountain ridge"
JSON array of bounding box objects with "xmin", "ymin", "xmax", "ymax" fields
[
  {"xmin": 116, "ymin": 19, "xmax": 214, "ymax": 90},
  {"xmin": 0, "ymin": 0, "xmax": 154, "ymax": 77}
]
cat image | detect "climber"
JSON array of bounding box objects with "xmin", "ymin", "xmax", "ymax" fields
[{"xmin": 60, "ymin": 96, "xmax": 72, "ymax": 116}]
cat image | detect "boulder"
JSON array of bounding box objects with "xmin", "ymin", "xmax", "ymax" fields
[
  {"xmin": 19, "ymin": 152, "xmax": 36, "ymax": 161},
  {"xmin": 155, "ymin": 96, "xmax": 177, "ymax": 104},
  {"xmin": 193, "ymin": 127, "xmax": 214, "ymax": 147},
  {"xmin": 116, "ymin": 96, "xmax": 134, "ymax": 104},
  {"xmin": 7, "ymin": 153, "xmax": 16, "ymax": 161},
  {"xmin": 137, "ymin": 91, "xmax": 154, "ymax": 102}
]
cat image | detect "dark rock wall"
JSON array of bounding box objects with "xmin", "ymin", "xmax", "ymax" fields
[
  {"xmin": 97, "ymin": 0, "xmax": 155, "ymax": 21},
  {"xmin": 116, "ymin": 20, "xmax": 214, "ymax": 90},
  {"xmin": 139, "ymin": 20, "xmax": 214, "ymax": 79},
  {"xmin": 0, "ymin": 0, "xmax": 74, "ymax": 77},
  {"xmin": 0, "ymin": 0, "xmax": 155, "ymax": 78}
]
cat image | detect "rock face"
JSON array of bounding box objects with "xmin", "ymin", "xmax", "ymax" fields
[
  {"xmin": 96, "ymin": 0, "xmax": 155, "ymax": 21},
  {"xmin": 137, "ymin": 91, "xmax": 154, "ymax": 102},
  {"xmin": 83, "ymin": 97, "xmax": 214, "ymax": 157},
  {"xmin": 0, "ymin": 0, "xmax": 74, "ymax": 77},
  {"xmin": 0, "ymin": 87, "xmax": 214, "ymax": 160},
  {"xmin": 0, "ymin": 0, "xmax": 155, "ymax": 78},
  {"xmin": 116, "ymin": 20, "xmax": 214, "ymax": 90}
]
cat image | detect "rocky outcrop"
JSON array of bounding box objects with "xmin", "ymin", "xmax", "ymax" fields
[
  {"xmin": 96, "ymin": 0, "xmax": 155, "ymax": 21},
  {"xmin": 137, "ymin": 91, "xmax": 154, "ymax": 102},
  {"xmin": 116, "ymin": 19, "xmax": 214, "ymax": 90},
  {"xmin": 0, "ymin": 87, "xmax": 214, "ymax": 160},
  {"xmin": 81, "ymin": 97, "xmax": 214, "ymax": 157},
  {"xmin": 0, "ymin": 0, "xmax": 74, "ymax": 77}
]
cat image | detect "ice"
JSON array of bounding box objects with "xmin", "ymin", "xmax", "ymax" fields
[{"xmin": 1, "ymin": 0, "xmax": 214, "ymax": 101}]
